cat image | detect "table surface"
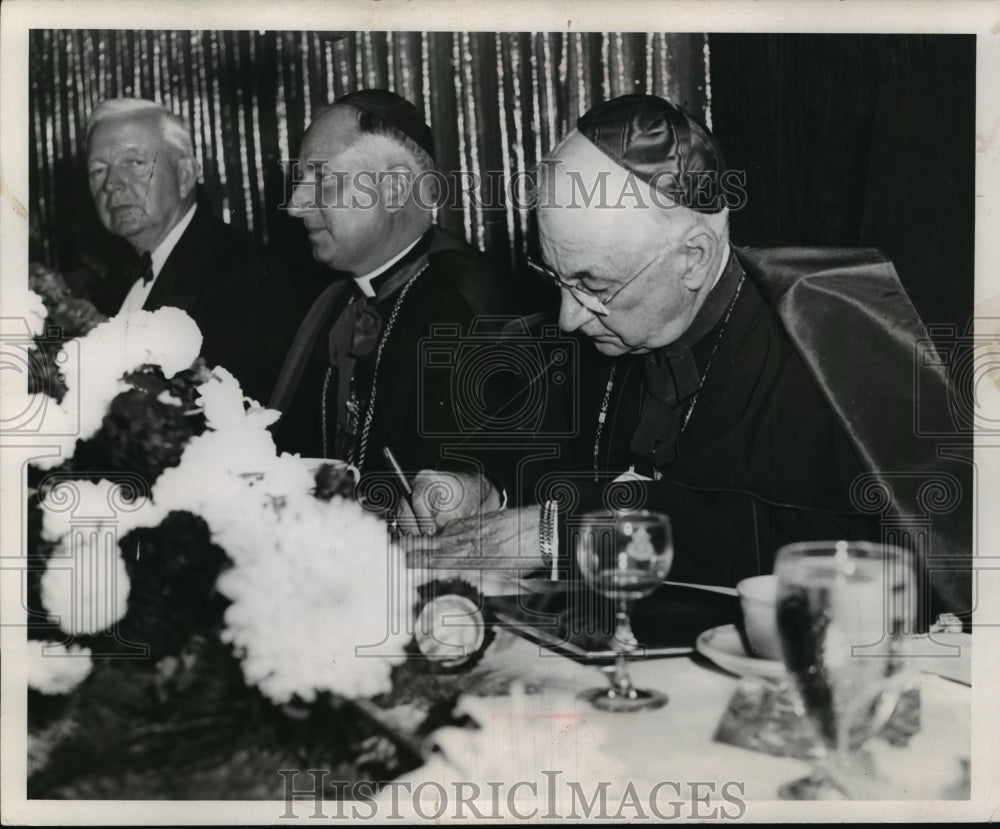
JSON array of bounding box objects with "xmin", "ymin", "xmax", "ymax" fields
[{"xmin": 379, "ymin": 626, "xmax": 971, "ymax": 810}]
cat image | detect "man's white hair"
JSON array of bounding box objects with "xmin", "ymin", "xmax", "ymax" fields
[{"xmin": 85, "ymin": 98, "xmax": 195, "ymax": 158}]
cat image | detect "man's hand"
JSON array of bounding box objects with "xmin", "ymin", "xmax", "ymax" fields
[
  {"xmin": 395, "ymin": 470, "xmax": 503, "ymax": 535},
  {"xmin": 398, "ymin": 505, "xmax": 543, "ymax": 577}
]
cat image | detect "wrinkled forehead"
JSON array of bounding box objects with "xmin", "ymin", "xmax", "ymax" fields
[
  {"xmin": 87, "ymin": 112, "xmax": 169, "ymax": 158},
  {"xmin": 537, "ymin": 133, "xmax": 662, "ymax": 265}
]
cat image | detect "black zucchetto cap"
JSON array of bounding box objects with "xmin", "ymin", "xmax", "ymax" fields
[
  {"xmin": 335, "ymin": 89, "xmax": 435, "ymax": 161},
  {"xmin": 576, "ymin": 94, "xmax": 727, "ymax": 213}
]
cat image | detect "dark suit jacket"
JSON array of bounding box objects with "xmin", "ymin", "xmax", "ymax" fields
[
  {"xmin": 270, "ymin": 227, "xmax": 533, "ymax": 490},
  {"xmin": 88, "ymin": 206, "xmax": 304, "ymax": 404}
]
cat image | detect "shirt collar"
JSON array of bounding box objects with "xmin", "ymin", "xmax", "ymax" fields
[
  {"xmin": 353, "ymin": 235, "xmax": 423, "ymax": 299},
  {"xmin": 149, "ymin": 203, "xmax": 198, "ymax": 278}
]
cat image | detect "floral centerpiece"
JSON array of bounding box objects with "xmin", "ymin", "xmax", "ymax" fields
[{"xmin": 19, "ymin": 264, "xmax": 483, "ymax": 799}]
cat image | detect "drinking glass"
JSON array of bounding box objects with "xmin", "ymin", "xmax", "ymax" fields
[
  {"xmin": 575, "ymin": 510, "xmax": 674, "ymax": 712},
  {"xmin": 774, "ymin": 540, "xmax": 917, "ymax": 799}
]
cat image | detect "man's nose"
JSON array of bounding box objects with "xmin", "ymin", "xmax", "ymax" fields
[
  {"xmin": 286, "ymin": 181, "xmax": 314, "ymax": 218},
  {"xmin": 558, "ymin": 288, "xmax": 592, "ymax": 333},
  {"xmin": 102, "ymin": 165, "xmax": 127, "ymax": 193}
]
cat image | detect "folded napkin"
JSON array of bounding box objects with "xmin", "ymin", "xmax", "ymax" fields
[{"xmin": 713, "ymin": 678, "xmax": 920, "ymax": 760}]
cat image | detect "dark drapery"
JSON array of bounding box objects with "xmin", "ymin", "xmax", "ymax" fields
[
  {"xmin": 29, "ymin": 29, "xmax": 709, "ymax": 280},
  {"xmin": 707, "ymin": 34, "xmax": 975, "ymax": 336}
]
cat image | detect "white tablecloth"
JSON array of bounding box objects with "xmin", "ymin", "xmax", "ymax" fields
[{"xmin": 377, "ymin": 628, "xmax": 971, "ymax": 817}]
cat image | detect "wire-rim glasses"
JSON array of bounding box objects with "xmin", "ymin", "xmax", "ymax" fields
[{"xmin": 527, "ymin": 246, "xmax": 667, "ymax": 316}]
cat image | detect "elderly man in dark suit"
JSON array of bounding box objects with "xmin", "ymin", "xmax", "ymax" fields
[{"xmin": 84, "ymin": 97, "xmax": 302, "ymax": 404}]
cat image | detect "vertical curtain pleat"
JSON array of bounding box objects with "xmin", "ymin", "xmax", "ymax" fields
[{"xmin": 30, "ymin": 30, "xmax": 707, "ymax": 273}]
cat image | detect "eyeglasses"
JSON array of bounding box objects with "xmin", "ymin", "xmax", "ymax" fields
[{"xmin": 527, "ymin": 246, "xmax": 667, "ymax": 317}]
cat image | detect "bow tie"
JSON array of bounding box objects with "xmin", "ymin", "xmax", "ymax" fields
[
  {"xmin": 643, "ymin": 345, "xmax": 702, "ymax": 407},
  {"xmin": 347, "ymin": 295, "xmax": 383, "ymax": 360},
  {"xmin": 327, "ymin": 291, "xmax": 384, "ymax": 367},
  {"xmin": 629, "ymin": 348, "xmax": 699, "ymax": 467},
  {"xmin": 629, "ymin": 251, "xmax": 743, "ymax": 467},
  {"xmin": 127, "ymin": 251, "xmax": 155, "ymax": 286}
]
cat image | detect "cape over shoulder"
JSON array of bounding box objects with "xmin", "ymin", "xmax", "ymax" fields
[{"xmin": 733, "ymin": 244, "xmax": 969, "ymax": 617}]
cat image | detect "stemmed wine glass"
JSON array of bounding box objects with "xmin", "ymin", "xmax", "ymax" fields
[
  {"xmin": 774, "ymin": 540, "xmax": 917, "ymax": 799},
  {"xmin": 575, "ymin": 509, "xmax": 674, "ymax": 712}
]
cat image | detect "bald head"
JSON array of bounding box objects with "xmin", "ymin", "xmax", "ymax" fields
[
  {"xmin": 539, "ymin": 132, "xmax": 686, "ymax": 258},
  {"xmin": 538, "ymin": 130, "xmax": 728, "ymax": 252},
  {"xmin": 534, "ymin": 128, "xmax": 730, "ymax": 355}
]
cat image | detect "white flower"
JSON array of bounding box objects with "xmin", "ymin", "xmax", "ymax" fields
[
  {"xmin": 96, "ymin": 306, "xmax": 203, "ymax": 379},
  {"xmin": 218, "ymin": 495, "xmax": 414, "ymax": 702},
  {"xmin": 39, "ymin": 480, "xmax": 133, "ymax": 636},
  {"xmin": 24, "ymin": 289, "xmax": 48, "ymax": 337},
  {"xmin": 30, "ymin": 321, "xmax": 415, "ymax": 704},
  {"xmin": 197, "ymin": 366, "xmax": 249, "ymax": 429},
  {"xmin": 29, "ymin": 307, "xmax": 204, "ymax": 471},
  {"xmin": 27, "ymin": 642, "xmax": 93, "ymax": 695},
  {"xmin": 197, "ymin": 366, "xmax": 280, "ymax": 431}
]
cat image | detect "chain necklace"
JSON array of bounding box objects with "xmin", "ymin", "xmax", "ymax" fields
[
  {"xmin": 347, "ymin": 263, "xmax": 429, "ymax": 472},
  {"xmin": 591, "ymin": 272, "xmax": 746, "ymax": 480},
  {"xmin": 592, "ymin": 363, "xmax": 617, "ymax": 480},
  {"xmin": 321, "ymin": 367, "xmax": 334, "ymax": 459}
]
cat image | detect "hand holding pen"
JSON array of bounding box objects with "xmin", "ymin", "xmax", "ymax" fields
[{"xmin": 384, "ymin": 446, "xmax": 504, "ymax": 536}]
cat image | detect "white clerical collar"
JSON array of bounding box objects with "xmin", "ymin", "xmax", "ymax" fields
[
  {"xmin": 149, "ymin": 203, "xmax": 198, "ymax": 278},
  {"xmin": 353, "ymin": 235, "xmax": 423, "ymax": 299}
]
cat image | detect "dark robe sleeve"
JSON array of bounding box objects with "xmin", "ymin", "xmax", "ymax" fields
[{"xmin": 194, "ymin": 252, "xmax": 305, "ymax": 406}]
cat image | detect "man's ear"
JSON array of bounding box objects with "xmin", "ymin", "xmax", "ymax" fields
[
  {"xmin": 177, "ymin": 156, "xmax": 201, "ymax": 201},
  {"xmin": 381, "ymin": 164, "xmax": 414, "ymax": 213},
  {"xmin": 679, "ymin": 226, "xmax": 716, "ymax": 290}
]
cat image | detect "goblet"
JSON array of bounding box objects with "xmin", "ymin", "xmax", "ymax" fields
[
  {"xmin": 774, "ymin": 540, "xmax": 917, "ymax": 799},
  {"xmin": 575, "ymin": 510, "xmax": 673, "ymax": 712}
]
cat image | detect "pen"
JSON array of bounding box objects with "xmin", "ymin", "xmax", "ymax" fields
[
  {"xmin": 382, "ymin": 446, "xmax": 413, "ymax": 500},
  {"xmin": 382, "ymin": 446, "xmax": 413, "ymax": 536}
]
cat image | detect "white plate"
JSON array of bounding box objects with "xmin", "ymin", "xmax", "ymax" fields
[
  {"xmin": 695, "ymin": 625, "xmax": 973, "ymax": 687},
  {"xmin": 695, "ymin": 624, "xmax": 786, "ymax": 681}
]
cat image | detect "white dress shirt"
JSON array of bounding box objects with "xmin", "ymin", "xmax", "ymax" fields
[{"xmin": 117, "ymin": 203, "xmax": 198, "ymax": 315}]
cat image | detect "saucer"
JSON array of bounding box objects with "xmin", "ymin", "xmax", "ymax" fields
[{"xmin": 695, "ymin": 624, "xmax": 786, "ymax": 681}]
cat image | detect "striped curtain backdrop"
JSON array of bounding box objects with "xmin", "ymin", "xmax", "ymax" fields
[{"xmin": 29, "ymin": 30, "xmax": 709, "ymax": 276}]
